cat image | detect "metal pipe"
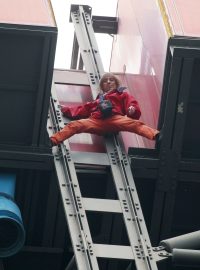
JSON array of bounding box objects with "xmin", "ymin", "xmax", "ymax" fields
[
  {"xmin": 172, "ymin": 248, "xmax": 200, "ymax": 267},
  {"xmin": 160, "ymin": 230, "xmax": 200, "ymax": 252},
  {"xmin": 0, "ymin": 173, "xmax": 25, "ymax": 257},
  {"xmin": 0, "ymin": 173, "xmax": 15, "ymax": 198}
]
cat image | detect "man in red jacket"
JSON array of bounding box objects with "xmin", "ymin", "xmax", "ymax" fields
[{"xmin": 50, "ymin": 73, "xmax": 159, "ymax": 146}]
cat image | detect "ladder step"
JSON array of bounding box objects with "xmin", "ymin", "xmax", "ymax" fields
[
  {"xmin": 72, "ymin": 151, "xmax": 109, "ymax": 166},
  {"xmin": 82, "ymin": 198, "xmax": 122, "ymax": 213},
  {"xmin": 94, "ymin": 244, "xmax": 134, "ymax": 260}
]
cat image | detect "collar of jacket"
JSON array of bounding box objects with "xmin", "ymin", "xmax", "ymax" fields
[{"xmin": 97, "ymin": 87, "xmax": 127, "ymax": 99}]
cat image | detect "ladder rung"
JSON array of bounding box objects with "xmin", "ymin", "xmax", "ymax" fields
[
  {"xmin": 72, "ymin": 152, "xmax": 109, "ymax": 166},
  {"xmin": 82, "ymin": 198, "xmax": 122, "ymax": 213},
  {"xmin": 94, "ymin": 244, "xmax": 134, "ymax": 260}
]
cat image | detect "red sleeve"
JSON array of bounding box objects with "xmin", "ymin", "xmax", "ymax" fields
[
  {"xmin": 61, "ymin": 101, "xmax": 97, "ymax": 119},
  {"xmin": 123, "ymin": 92, "xmax": 141, "ymax": 119}
]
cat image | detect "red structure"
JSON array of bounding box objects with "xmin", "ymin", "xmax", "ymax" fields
[{"xmin": 0, "ymin": 0, "xmax": 55, "ymax": 26}]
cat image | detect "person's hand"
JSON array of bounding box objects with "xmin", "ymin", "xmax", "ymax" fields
[{"xmin": 128, "ymin": 106, "xmax": 136, "ymax": 116}]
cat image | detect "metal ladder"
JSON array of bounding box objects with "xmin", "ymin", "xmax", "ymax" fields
[{"xmin": 47, "ymin": 4, "xmax": 160, "ymax": 270}]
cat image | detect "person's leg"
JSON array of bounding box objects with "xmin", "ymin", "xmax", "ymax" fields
[
  {"xmin": 106, "ymin": 115, "xmax": 159, "ymax": 140},
  {"xmin": 50, "ymin": 115, "xmax": 159, "ymax": 145},
  {"xmin": 50, "ymin": 118, "xmax": 107, "ymax": 145}
]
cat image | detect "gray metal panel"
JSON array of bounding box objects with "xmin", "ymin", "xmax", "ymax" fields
[
  {"xmin": 72, "ymin": 151, "xmax": 109, "ymax": 166},
  {"xmin": 92, "ymin": 16, "xmax": 118, "ymax": 34},
  {"xmin": 82, "ymin": 198, "xmax": 122, "ymax": 213},
  {"xmin": 94, "ymin": 244, "xmax": 134, "ymax": 260},
  {"xmin": 157, "ymin": 41, "xmax": 200, "ymax": 241},
  {"xmin": 0, "ymin": 148, "xmax": 53, "ymax": 170},
  {"xmin": 0, "ymin": 23, "xmax": 57, "ymax": 151}
]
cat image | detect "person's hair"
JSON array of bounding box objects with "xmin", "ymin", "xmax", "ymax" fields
[{"xmin": 99, "ymin": 73, "xmax": 121, "ymax": 91}]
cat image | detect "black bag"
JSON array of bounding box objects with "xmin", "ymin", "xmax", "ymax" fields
[{"xmin": 98, "ymin": 95, "xmax": 113, "ymax": 118}]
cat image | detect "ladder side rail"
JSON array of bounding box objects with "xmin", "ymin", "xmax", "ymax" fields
[
  {"xmin": 71, "ymin": 6, "xmax": 104, "ymax": 97},
  {"xmin": 105, "ymin": 135, "xmax": 158, "ymax": 270},
  {"xmin": 48, "ymin": 88, "xmax": 99, "ymax": 270},
  {"xmin": 71, "ymin": 5, "xmax": 159, "ymax": 270},
  {"xmin": 78, "ymin": 6, "xmax": 105, "ymax": 76},
  {"xmin": 116, "ymin": 135, "xmax": 154, "ymax": 247}
]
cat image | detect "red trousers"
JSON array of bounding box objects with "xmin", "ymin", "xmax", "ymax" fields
[{"xmin": 51, "ymin": 115, "xmax": 159, "ymax": 144}]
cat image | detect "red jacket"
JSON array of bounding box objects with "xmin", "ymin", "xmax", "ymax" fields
[{"xmin": 61, "ymin": 89, "xmax": 141, "ymax": 120}]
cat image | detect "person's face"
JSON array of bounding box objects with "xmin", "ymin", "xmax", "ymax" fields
[{"xmin": 101, "ymin": 76, "xmax": 117, "ymax": 93}]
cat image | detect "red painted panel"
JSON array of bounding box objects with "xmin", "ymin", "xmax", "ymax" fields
[
  {"xmin": 110, "ymin": 0, "xmax": 168, "ymax": 93},
  {"xmin": 0, "ymin": 0, "xmax": 55, "ymax": 26},
  {"xmin": 117, "ymin": 73, "xmax": 159, "ymax": 150},
  {"xmin": 55, "ymin": 84, "xmax": 106, "ymax": 153},
  {"xmin": 110, "ymin": 0, "xmax": 167, "ymax": 149},
  {"xmin": 165, "ymin": 0, "xmax": 200, "ymax": 37}
]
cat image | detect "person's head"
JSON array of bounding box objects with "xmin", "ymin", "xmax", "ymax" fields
[{"xmin": 99, "ymin": 73, "xmax": 120, "ymax": 93}]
